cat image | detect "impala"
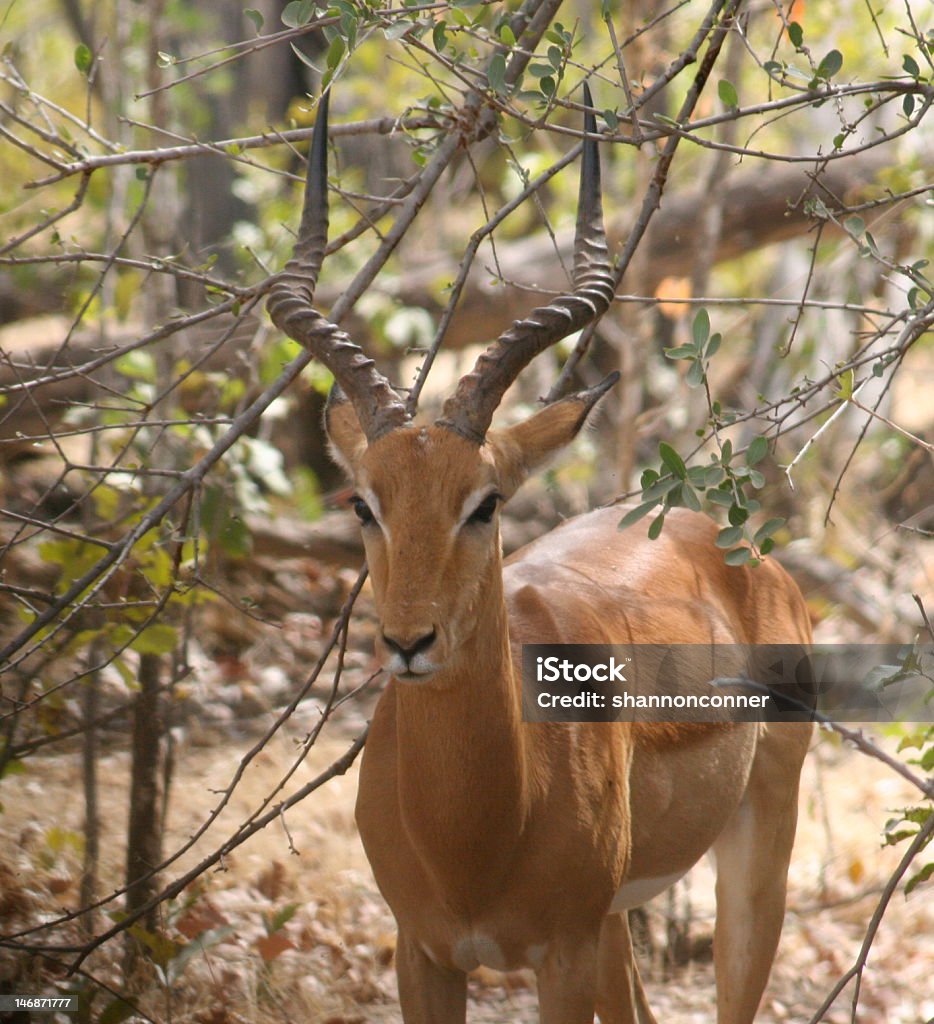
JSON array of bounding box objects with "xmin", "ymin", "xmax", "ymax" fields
[{"xmin": 268, "ymin": 90, "xmax": 812, "ymax": 1024}]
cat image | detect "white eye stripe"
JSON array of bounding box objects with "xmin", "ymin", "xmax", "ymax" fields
[
  {"xmin": 357, "ymin": 486, "xmax": 389, "ymax": 537},
  {"xmin": 456, "ymin": 486, "xmax": 499, "ymax": 529}
]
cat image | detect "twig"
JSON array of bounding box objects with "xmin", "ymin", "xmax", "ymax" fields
[
  {"xmin": 804, "ymin": 814, "xmax": 934, "ymax": 1024},
  {"xmin": 847, "ymin": 395, "xmax": 934, "ymax": 452},
  {"xmin": 549, "ymin": 0, "xmax": 741, "ymax": 398}
]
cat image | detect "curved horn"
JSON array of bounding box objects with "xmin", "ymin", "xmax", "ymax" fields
[
  {"xmin": 437, "ymin": 83, "xmax": 616, "ymax": 444},
  {"xmin": 267, "ymin": 91, "xmax": 410, "ymax": 442}
]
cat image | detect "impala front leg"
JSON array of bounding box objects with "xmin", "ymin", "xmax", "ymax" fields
[
  {"xmin": 596, "ymin": 912, "xmax": 657, "ymax": 1024},
  {"xmin": 536, "ymin": 935, "xmax": 600, "ymax": 1024},
  {"xmin": 396, "ymin": 930, "xmax": 467, "ymax": 1024}
]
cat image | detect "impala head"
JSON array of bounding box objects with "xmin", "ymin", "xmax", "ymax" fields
[{"xmin": 267, "ymin": 89, "xmax": 617, "ymax": 682}]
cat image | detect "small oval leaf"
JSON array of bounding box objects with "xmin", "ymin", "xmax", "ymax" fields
[
  {"xmin": 74, "ymin": 43, "xmax": 93, "ymax": 74},
  {"xmin": 746, "ymin": 435, "xmax": 768, "ymax": 466}
]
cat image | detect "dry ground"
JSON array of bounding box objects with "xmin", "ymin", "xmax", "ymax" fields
[{"xmin": 1, "ymin": 708, "xmax": 931, "ymax": 1024}]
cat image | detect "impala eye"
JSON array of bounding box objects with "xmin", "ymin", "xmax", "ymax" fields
[
  {"xmin": 350, "ymin": 496, "xmax": 375, "ymax": 525},
  {"xmin": 467, "ymin": 492, "xmax": 501, "ymax": 525}
]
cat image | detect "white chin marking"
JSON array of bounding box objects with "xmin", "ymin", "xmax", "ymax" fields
[
  {"xmin": 387, "ymin": 652, "xmax": 439, "ymax": 681},
  {"xmin": 394, "ymin": 671, "xmax": 437, "ymax": 685}
]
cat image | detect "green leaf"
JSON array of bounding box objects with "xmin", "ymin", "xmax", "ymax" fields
[
  {"xmin": 903, "ymin": 54, "xmax": 920, "ymax": 78},
  {"xmin": 753, "ymin": 517, "xmax": 785, "ymax": 546},
  {"xmin": 647, "ymin": 511, "xmax": 666, "ymax": 541},
  {"xmin": 685, "ymin": 360, "xmax": 705, "ymax": 389},
  {"xmin": 817, "ymin": 49, "xmax": 843, "ymax": 80},
  {"xmin": 705, "ymin": 332, "xmax": 721, "ymax": 359},
  {"xmin": 659, "ymin": 442, "xmax": 686, "ymax": 480},
  {"xmin": 218, "ymin": 515, "xmax": 252, "ymax": 558},
  {"xmin": 746, "ymin": 435, "xmax": 768, "ymax": 466},
  {"xmin": 708, "ymin": 487, "xmax": 733, "ymax": 508},
  {"xmin": 724, "ymin": 546, "xmax": 752, "ymax": 566},
  {"xmin": 382, "ymin": 18, "xmax": 416, "ymax": 41},
  {"xmin": 692, "ymin": 308, "xmax": 710, "ymax": 346},
  {"xmin": 488, "ymin": 52, "xmax": 507, "ymax": 95},
  {"xmin": 618, "ymin": 502, "xmax": 657, "ymax": 530},
  {"xmin": 326, "ymin": 34, "xmax": 344, "ymax": 70},
  {"xmin": 716, "ymin": 525, "xmax": 744, "ymax": 548},
  {"xmin": 499, "ymin": 24, "xmax": 516, "ymax": 46},
  {"xmin": 836, "ymin": 367, "xmax": 855, "ymax": 400},
  {"xmin": 167, "ymin": 926, "xmax": 236, "ymax": 983},
  {"xmin": 686, "ymin": 465, "xmax": 709, "ymax": 488},
  {"xmin": 433, "ymin": 22, "xmax": 448, "ymax": 51},
  {"xmin": 845, "ymin": 215, "xmax": 865, "ymax": 237},
  {"xmin": 74, "ymin": 43, "xmax": 93, "ymax": 74},
  {"xmin": 269, "ymin": 903, "xmax": 300, "ymax": 933},
  {"xmin": 290, "ymin": 41, "xmax": 320, "ymax": 71},
  {"xmin": 130, "ymin": 624, "xmax": 178, "ymax": 656},
  {"xmin": 788, "ymin": 22, "xmax": 803, "ymax": 47},
  {"xmin": 282, "ymin": 0, "xmax": 315, "ymax": 28},
  {"xmin": 905, "ymin": 861, "xmax": 933, "ymax": 896},
  {"xmin": 244, "ymin": 8, "xmax": 264, "ymax": 33},
  {"xmin": 681, "ymin": 484, "xmax": 702, "ymax": 512},
  {"xmin": 717, "ymin": 79, "xmax": 738, "ymax": 108},
  {"xmin": 903, "ymin": 93, "xmax": 916, "ymax": 117},
  {"xmin": 664, "ymin": 344, "xmax": 696, "ymax": 360},
  {"xmin": 643, "ymin": 475, "xmax": 681, "ymax": 502},
  {"xmin": 728, "ymin": 504, "xmax": 749, "ymax": 526},
  {"xmin": 115, "ymin": 350, "xmax": 156, "ymax": 382}
]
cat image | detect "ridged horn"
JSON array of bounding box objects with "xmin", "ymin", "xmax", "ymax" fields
[
  {"xmin": 266, "ymin": 90, "xmax": 410, "ymax": 442},
  {"xmin": 436, "ymin": 83, "xmax": 616, "ymax": 444}
]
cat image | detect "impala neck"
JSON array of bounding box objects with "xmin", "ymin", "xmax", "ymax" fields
[{"xmin": 391, "ymin": 551, "xmax": 530, "ymax": 898}]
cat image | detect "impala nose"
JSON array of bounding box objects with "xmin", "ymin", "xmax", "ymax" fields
[{"xmin": 382, "ymin": 628, "xmax": 437, "ymax": 671}]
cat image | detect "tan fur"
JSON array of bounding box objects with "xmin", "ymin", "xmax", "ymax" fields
[{"xmin": 330, "ymin": 402, "xmax": 811, "ymax": 1024}]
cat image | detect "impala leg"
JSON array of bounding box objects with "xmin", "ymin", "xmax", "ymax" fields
[
  {"xmin": 595, "ymin": 912, "xmax": 657, "ymax": 1024},
  {"xmin": 395, "ymin": 930, "xmax": 467, "ymax": 1023},
  {"xmin": 711, "ymin": 726, "xmax": 809, "ymax": 1024},
  {"xmin": 536, "ymin": 935, "xmax": 600, "ymax": 1024}
]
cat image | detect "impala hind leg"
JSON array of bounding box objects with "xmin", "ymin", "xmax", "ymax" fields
[
  {"xmin": 711, "ymin": 725, "xmax": 810, "ymax": 1024},
  {"xmin": 395, "ymin": 930, "xmax": 467, "ymax": 1023},
  {"xmin": 596, "ymin": 912, "xmax": 657, "ymax": 1024}
]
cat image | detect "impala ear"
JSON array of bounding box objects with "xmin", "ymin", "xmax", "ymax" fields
[
  {"xmin": 324, "ymin": 384, "xmax": 368, "ymax": 476},
  {"xmin": 489, "ymin": 372, "xmax": 619, "ymax": 499}
]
